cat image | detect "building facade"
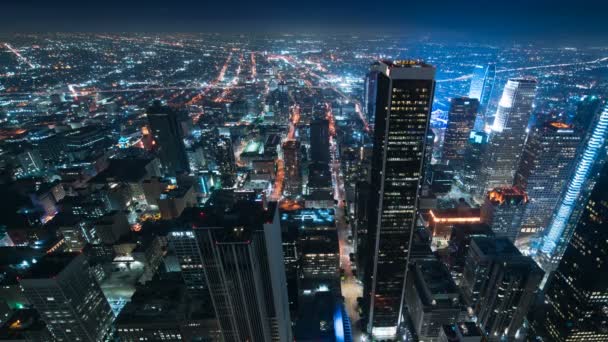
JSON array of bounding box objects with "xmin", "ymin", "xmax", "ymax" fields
[{"xmin": 362, "ymin": 60, "xmax": 435, "ymax": 339}]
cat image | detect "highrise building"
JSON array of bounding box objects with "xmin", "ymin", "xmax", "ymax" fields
[
  {"xmin": 456, "ymin": 131, "xmax": 488, "ymax": 194},
  {"xmin": 215, "ymin": 136, "xmax": 237, "ymax": 188},
  {"xmin": 282, "ymin": 140, "xmax": 302, "ymax": 196},
  {"xmin": 468, "ymin": 65, "xmax": 486, "ymax": 101},
  {"xmin": 442, "ymin": 97, "xmax": 479, "ymax": 166},
  {"xmin": 187, "ymin": 201, "xmax": 292, "ymax": 342},
  {"xmin": 310, "ymin": 118, "xmax": 330, "ymax": 163},
  {"xmin": 146, "ymin": 101, "xmax": 190, "ymax": 176},
  {"xmin": 461, "ymin": 237, "xmax": 542, "ymax": 341},
  {"xmin": 364, "ymin": 67, "xmax": 381, "ymax": 126},
  {"xmin": 168, "ymin": 229, "xmax": 209, "ymax": 299},
  {"xmin": 514, "ymin": 122, "xmax": 581, "ymax": 242},
  {"xmin": 480, "ymin": 187, "xmax": 528, "ymax": 242},
  {"xmin": 481, "ymin": 79, "xmax": 537, "ymax": 192},
  {"xmin": 532, "ymin": 164, "xmax": 608, "ymax": 341},
  {"xmin": 362, "ymin": 60, "xmax": 435, "ymax": 339},
  {"xmin": 468, "ymin": 64, "xmax": 496, "ymax": 131},
  {"xmin": 540, "ymin": 103, "xmax": 608, "ymax": 268},
  {"xmin": 475, "ymin": 254, "xmax": 543, "ymax": 341},
  {"xmin": 18, "ymin": 253, "xmax": 114, "ymax": 342}
]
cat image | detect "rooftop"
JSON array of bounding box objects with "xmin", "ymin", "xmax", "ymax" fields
[{"xmin": 19, "ymin": 252, "xmax": 80, "ymax": 279}]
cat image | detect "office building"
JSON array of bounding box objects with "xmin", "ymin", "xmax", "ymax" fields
[
  {"xmin": 514, "ymin": 122, "xmax": 581, "ymax": 241},
  {"xmin": 283, "ymin": 140, "xmax": 302, "ymax": 196},
  {"xmin": 442, "ymin": 97, "xmax": 479, "ymax": 166},
  {"xmin": 460, "ymin": 238, "xmax": 542, "ymax": 341},
  {"xmin": 18, "ymin": 253, "xmax": 114, "ymax": 342},
  {"xmin": 481, "ymin": 79, "xmax": 537, "ymax": 191},
  {"xmin": 188, "ymin": 201, "xmax": 292, "ymax": 342},
  {"xmin": 468, "ymin": 64, "xmax": 496, "ymax": 132},
  {"xmin": 361, "ymin": 60, "xmax": 435, "ymax": 339},
  {"xmin": 364, "ymin": 67, "xmax": 380, "ymax": 126},
  {"xmin": 457, "ymin": 131, "xmax": 488, "ymax": 194},
  {"xmin": 533, "ymin": 165, "xmax": 608, "ymax": 341},
  {"xmin": 310, "ymin": 118, "xmax": 330, "ymax": 163},
  {"xmin": 480, "ymin": 187, "xmax": 528, "ymax": 242},
  {"xmin": 115, "ymin": 276, "xmax": 219, "ymax": 342},
  {"xmin": 146, "ymin": 101, "xmax": 190, "ymax": 176},
  {"xmin": 439, "ymin": 322, "xmax": 485, "ymax": 342},
  {"xmin": 540, "ymin": 103, "xmax": 608, "ymax": 269},
  {"xmin": 215, "ymin": 136, "xmax": 237, "ymax": 188},
  {"xmin": 168, "ymin": 229, "xmax": 209, "ymax": 299},
  {"xmin": 405, "ymin": 258, "xmax": 468, "ymax": 342},
  {"xmin": 475, "ymin": 256, "xmax": 543, "ymax": 341}
]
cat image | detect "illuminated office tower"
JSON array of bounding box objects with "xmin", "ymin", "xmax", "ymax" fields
[
  {"xmin": 457, "ymin": 131, "xmax": 488, "ymax": 194},
  {"xmin": 540, "ymin": 103, "xmax": 608, "ymax": 269},
  {"xmin": 215, "ymin": 136, "xmax": 237, "ymax": 188},
  {"xmin": 146, "ymin": 101, "xmax": 190, "ymax": 176},
  {"xmin": 513, "ymin": 122, "xmax": 581, "ymax": 243},
  {"xmin": 282, "ymin": 140, "xmax": 301, "ymax": 196},
  {"xmin": 481, "ymin": 78, "xmax": 537, "ymax": 192},
  {"xmin": 533, "ymin": 165, "xmax": 608, "ymax": 341},
  {"xmin": 192, "ymin": 202, "xmax": 292, "ymax": 342},
  {"xmin": 468, "ymin": 64, "xmax": 496, "ymax": 131},
  {"xmin": 362, "ymin": 60, "xmax": 435, "ymax": 339},
  {"xmin": 442, "ymin": 97, "xmax": 479, "ymax": 166},
  {"xmin": 480, "ymin": 187, "xmax": 528, "ymax": 242},
  {"xmin": 18, "ymin": 253, "xmax": 114, "ymax": 342}
]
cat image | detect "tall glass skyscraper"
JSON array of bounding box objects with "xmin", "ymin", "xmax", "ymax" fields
[
  {"xmin": 540, "ymin": 103, "xmax": 608, "ymax": 267},
  {"xmin": 361, "ymin": 60, "xmax": 435, "ymax": 339},
  {"xmin": 533, "ymin": 164, "xmax": 608, "ymax": 341},
  {"xmin": 514, "ymin": 122, "xmax": 581, "ymax": 245},
  {"xmin": 468, "ymin": 64, "xmax": 496, "ymax": 132},
  {"xmin": 442, "ymin": 97, "xmax": 479, "ymax": 166},
  {"xmin": 481, "ymin": 78, "xmax": 537, "ymax": 193}
]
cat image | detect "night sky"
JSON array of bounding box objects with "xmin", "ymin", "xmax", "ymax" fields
[{"xmin": 2, "ymin": 0, "xmax": 608, "ymax": 42}]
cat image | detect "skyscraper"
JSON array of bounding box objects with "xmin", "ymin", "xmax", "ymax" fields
[
  {"xmin": 468, "ymin": 65, "xmax": 486, "ymax": 101},
  {"xmin": 215, "ymin": 136, "xmax": 237, "ymax": 188},
  {"xmin": 480, "ymin": 187, "xmax": 528, "ymax": 242},
  {"xmin": 456, "ymin": 131, "xmax": 488, "ymax": 194},
  {"xmin": 540, "ymin": 103, "xmax": 608, "ymax": 268},
  {"xmin": 481, "ymin": 78, "xmax": 537, "ymax": 192},
  {"xmin": 18, "ymin": 253, "xmax": 114, "ymax": 342},
  {"xmin": 461, "ymin": 237, "xmax": 543, "ymax": 341},
  {"xmin": 442, "ymin": 97, "xmax": 479, "ymax": 166},
  {"xmin": 533, "ymin": 164, "xmax": 608, "ymax": 341},
  {"xmin": 362, "ymin": 60, "xmax": 435, "ymax": 339},
  {"xmin": 146, "ymin": 101, "xmax": 190, "ymax": 176},
  {"xmin": 189, "ymin": 201, "xmax": 292, "ymax": 342},
  {"xmin": 514, "ymin": 122, "xmax": 581, "ymax": 243},
  {"xmin": 468, "ymin": 64, "xmax": 496, "ymax": 132},
  {"xmin": 310, "ymin": 118, "xmax": 330, "ymax": 163},
  {"xmin": 282, "ymin": 140, "xmax": 302, "ymax": 196},
  {"xmin": 364, "ymin": 67, "xmax": 381, "ymax": 126}
]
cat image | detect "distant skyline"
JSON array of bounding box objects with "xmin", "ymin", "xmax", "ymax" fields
[{"xmin": 2, "ymin": 0, "xmax": 608, "ymax": 43}]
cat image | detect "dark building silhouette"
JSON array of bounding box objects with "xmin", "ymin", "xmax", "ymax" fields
[
  {"xmin": 442, "ymin": 97, "xmax": 479, "ymax": 166},
  {"xmin": 309, "ymin": 118, "xmax": 330, "ymax": 163},
  {"xmin": 146, "ymin": 101, "xmax": 190, "ymax": 176}
]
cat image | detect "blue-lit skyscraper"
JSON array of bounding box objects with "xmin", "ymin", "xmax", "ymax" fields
[
  {"xmin": 540, "ymin": 103, "xmax": 608, "ymax": 269},
  {"xmin": 468, "ymin": 64, "xmax": 496, "ymax": 132}
]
